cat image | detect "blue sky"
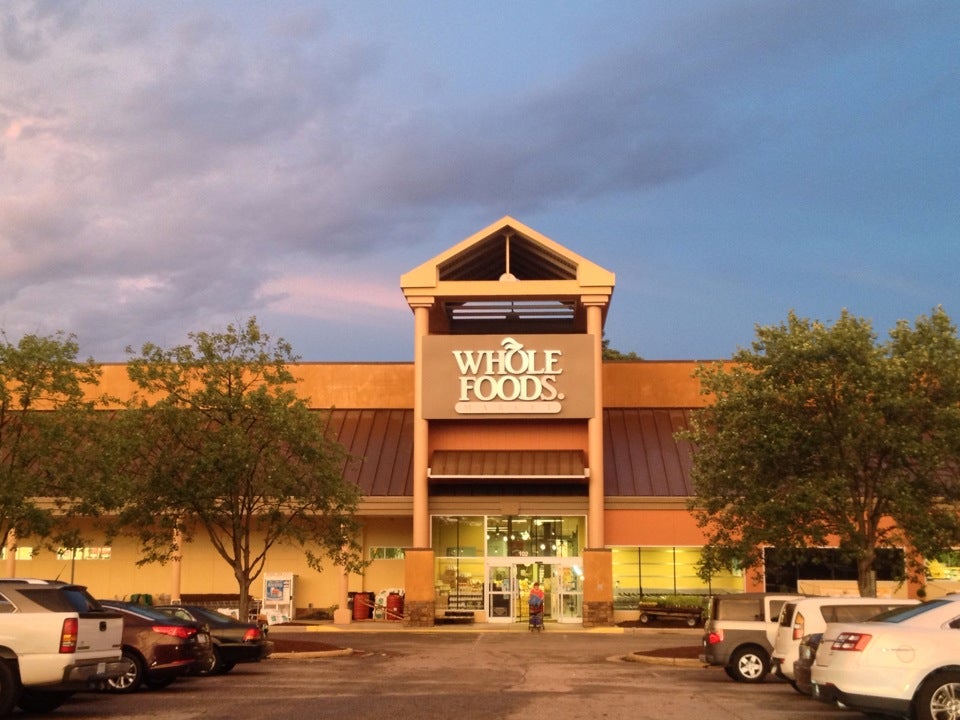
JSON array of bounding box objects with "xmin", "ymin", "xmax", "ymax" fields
[{"xmin": 1, "ymin": 1, "xmax": 957, "ymax": 362}]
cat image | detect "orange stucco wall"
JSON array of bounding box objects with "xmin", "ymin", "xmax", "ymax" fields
[
  {"xmin": 96, "ymin": 362, "xmax": 415, "ymax": 409},
  {"xmin": 97, "ymin": 360, "xmax": 706, "ymax": 411},
  {"xmin": 604, "ymin": 509, "xmax": 708, "ymax": 546},
  {"xmin": 602, "ymin": 361, "xmax": 708, "ymax": 408}
]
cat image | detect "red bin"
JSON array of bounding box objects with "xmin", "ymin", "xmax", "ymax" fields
[
  {"xmin": 353, "ymin": 592, "xmax": 372, "ymax": 621},
  {"xmin": 386, "ymin": 592, "xmax": 404, "ymax": 621}
]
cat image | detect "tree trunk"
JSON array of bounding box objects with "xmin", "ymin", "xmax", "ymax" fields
[
  {"xmin": 236, "ymin": 571, "xmax": 251, "ymax": 621},
  {"xmin": 857, "ymin": 556, "xmax": 877, "ymax": 597}
]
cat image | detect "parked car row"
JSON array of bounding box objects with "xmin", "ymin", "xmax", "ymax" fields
[
  {"xmin": 98, "ymin": 601, "xmax": 273, "ymax": 693},
  {"xmin": 0, "ymin": 579, "xmax": 273, "ymax": 718},
  {"xmin": 701, "ymin": 591, "xmax": 960, "ymax": 720}
]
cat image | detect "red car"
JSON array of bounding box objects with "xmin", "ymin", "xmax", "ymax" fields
[{"xmin": 99, "ymin": 601, "xmax": 213, "ymax": 693}]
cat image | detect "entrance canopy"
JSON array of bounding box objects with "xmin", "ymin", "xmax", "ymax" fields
[{"xmin": 428, "ymin": 450, "xmax": 587, "ymax": 483}]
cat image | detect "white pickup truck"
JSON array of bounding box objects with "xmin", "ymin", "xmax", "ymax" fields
[{"xmin": 0, "ymin": 578, "xmax": 125, "ymax": 715}]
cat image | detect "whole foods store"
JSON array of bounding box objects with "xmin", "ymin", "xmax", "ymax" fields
[{"xmin": 6, "ymin": 218, "xmax": 783, "ymax": 624}]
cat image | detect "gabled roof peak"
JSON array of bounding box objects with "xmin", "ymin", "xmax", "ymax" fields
[
  {"xmin": 400, "ymin": 216, "xmax": 615, "ymax": 334},
  {"xmin": 401, "ymin": 216, "xmax": 614, "ymax": 289}
]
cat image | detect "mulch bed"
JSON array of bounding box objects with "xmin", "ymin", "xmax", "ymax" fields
[
  {"xmin": 270, "ymin": 638, "xmax": 345, "ymax": 654},
  {"xmin": 634, "ymin": 646, "xmax": 701, "ymax": 659}
]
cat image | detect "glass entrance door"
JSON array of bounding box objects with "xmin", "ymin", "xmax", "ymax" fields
[
  {"xmin": 485, "ymin": 560, "xmax": 582, "ymax": 624},
  {"xmin": 554, "ymin": 562, "xmax": 583, "ymax": 623},
  {"xmin": 487, "ymin": 565, "xmax": 513, "ymax": 620}
]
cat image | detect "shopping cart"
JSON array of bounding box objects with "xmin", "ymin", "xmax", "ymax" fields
[{"xmin": 528, "ymin": 595, "xmax": 544, "ymax": 631}]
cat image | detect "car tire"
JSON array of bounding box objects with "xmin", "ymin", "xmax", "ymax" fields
[
  {"xmin": 0, "ymin": 661, "xmax": 17, "ymax": 717},
  {"xmin": 199, "ymin": 647, "xmax": 222, "ymax": 675},
  {"xmin": 106, "ymin": 650, "xmax": 144, "ymax": 693},
  {"xmin": 915, "ymin": 671, "xmax": 960, "ymax": 720},
  {"xmin": 728, "ymin": 646, "xmax": 769, "ymax": 683},
  {"xmin": 16, "ymin": 690, "xmax": 73, "ymax": 713}
]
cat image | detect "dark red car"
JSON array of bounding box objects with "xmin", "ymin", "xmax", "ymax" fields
[{"xmin": 98, "ymin": 601, "xmax": 213, "ymax": 693}]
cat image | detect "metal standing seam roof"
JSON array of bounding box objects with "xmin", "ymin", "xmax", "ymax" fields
[
  {"xmin": 603, "ymin": 408, "xmax": 696, "ymax": 497},
  {"xmin": 322, "ymin": 407, "xmax": 695, "ymax": 498}
]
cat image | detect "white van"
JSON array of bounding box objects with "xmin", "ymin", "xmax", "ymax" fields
[{"xmin": 771, "ymin": 596, "xmax": 918, "ymax": 685}]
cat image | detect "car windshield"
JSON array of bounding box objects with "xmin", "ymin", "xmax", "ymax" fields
[{"xmin": 871, "ymin": 599, "xmax": 953, "ymax": 624}]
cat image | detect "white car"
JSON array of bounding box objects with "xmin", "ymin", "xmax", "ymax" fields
[
  {"xmin": 811, "ymin": 596, "xmax": 960, "ymax": 720},
  {"xmin": 771, "ymin": 596, "xmax": 918, "ymax": 685}
]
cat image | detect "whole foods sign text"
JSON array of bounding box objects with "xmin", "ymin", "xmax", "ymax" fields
[{"xmin": 422, "ymin": 334, "xmax": 595, "ymax": 420}]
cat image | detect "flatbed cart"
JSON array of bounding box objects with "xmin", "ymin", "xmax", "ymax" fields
[
  {"xmin": 637, "ymin": 604, "xmax": 703, "ymax": 627},
  {"xmin": 528, "ymin": 596, "xmax": 544, "ymax": 631}
]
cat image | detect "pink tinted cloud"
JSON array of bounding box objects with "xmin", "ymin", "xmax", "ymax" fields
[{"xmin": 258, "ymin": 274, "xmax": 405, "ymax": 319}]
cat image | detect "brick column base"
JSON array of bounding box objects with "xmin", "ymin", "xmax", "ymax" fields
[
  {"xmin": 582, "ymin": 601, "xmax": 614, "ymax": 628},
  {"xmin": 402, "ymin": 599, "xmax": 436, "ymax": 627}
]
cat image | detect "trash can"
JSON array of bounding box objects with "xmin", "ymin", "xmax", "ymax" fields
[
  {"xmin": 353, "ymin": 591, "xmax": 373, "ymax": 621},
  {"xmin": 386, "ymin": 592, "xmax": 404, "ymax": 621}
]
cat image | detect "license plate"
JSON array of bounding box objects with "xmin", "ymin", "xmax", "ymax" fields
[{"xmin": 97, "ymin": 662, "xmax": 106, "ymax": 674}]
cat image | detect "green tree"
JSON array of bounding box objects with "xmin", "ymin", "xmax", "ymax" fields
[
  {"xmin": 602, "ymin": 336, "xmax": 641, "ymax": 361},
  {"xmin": 116, "ymin": 318, "xmax": 363, "ymax": 618},
  {"xmin": 0, "ymin": 331, "xmax": 104, "ymax": 557},
  {"xmin": 686, "ymin": 308, "xmax": 960, "ymax": 597}
]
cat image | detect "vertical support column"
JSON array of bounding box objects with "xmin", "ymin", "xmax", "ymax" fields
[
  {"xmin": 406, "ymin": 299, "xmax": 435, "ymax": 625},
  {"xmin": 4, "ymin": 529, "xmax": 16, "ymax": 578},
  {"xmin": 170, "ymin": 526, "xmax": 183, "ymax": 603},
  {"xmin": 333, "ymin": 557, "xmax": 352, "ymax": 624},
  {"xmin": 583, "ymin": 299, "xmax": 613, "ymax": 626},
  {"xmin": 585, "ymin": 301, "xmax": 605, "ymax": 548},
  {"xmin": 410, "ymin": 300, "xmax": 432, "ymax": 547}
]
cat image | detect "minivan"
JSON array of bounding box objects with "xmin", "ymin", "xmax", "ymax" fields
[{"xmin": 699, "ymin": 592, "xmax": 805, "ymax": 682}]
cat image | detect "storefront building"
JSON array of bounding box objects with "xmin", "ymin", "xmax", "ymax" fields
[{"xmin": 5, "ymin": 217, "xmax": 769, "ymax": 624}]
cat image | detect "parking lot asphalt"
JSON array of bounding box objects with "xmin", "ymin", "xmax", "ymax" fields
[{"xmin": 266, "ymin": 620, "xmax": 705, "ymax": 665}]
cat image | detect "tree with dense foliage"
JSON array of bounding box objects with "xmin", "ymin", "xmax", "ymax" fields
[
  {"xmin": 0, "ymin": 331, "xmax": 105, "ymax": 558},
  {"xmin": 686, "ymin": 308, "xmax": 960, "ymax": 597},
  {"xmin": 602, "ymin": 336, "xmax": 641, "ymax": 361},
  {"xmin": 116, "ymin": 318, "xmax": 363, "ymax": 618}
]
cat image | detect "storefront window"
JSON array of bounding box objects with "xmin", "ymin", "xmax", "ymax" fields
[
  {"xmin": 0, "ymin": 546, "xmax": 33, "ymax": 561},
  {"xmin": 432, "ymin": 514, "xmax": 587, "ymax": 614},
  {"xmin": 612, "ymin": 546, "xmax": 743, "ymax": 608},
  {"xmin": 432, "ymin": 516, "xmax": 485, "ymax": 557},
  {"xmin": 485, "ymin": 515, "xmax": 584, "ymax": 557}
]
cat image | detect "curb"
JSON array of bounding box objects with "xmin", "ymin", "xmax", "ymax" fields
[
  {"xmin": 623, "ymin": 653, "xmax": 706, "ymax": 668},
  {"xmin": 269, "ymin": 648, "xmax": 355, "ymax": 659}
]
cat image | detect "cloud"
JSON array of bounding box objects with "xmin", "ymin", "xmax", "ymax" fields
[{"xmin": 0, "ymin": 0, "xmax": 957, "ymax": 364}]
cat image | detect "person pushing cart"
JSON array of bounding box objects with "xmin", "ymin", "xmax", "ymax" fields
[{"xmin": 528, "ymin": 582, "xmax": 544, "ymax": 631}]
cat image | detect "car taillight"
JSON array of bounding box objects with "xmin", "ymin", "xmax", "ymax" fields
[
  {"xmin": 792, "ymin": 612, "xmax": 805, "ymax": 640},
  {"xmin": 706, "ymin": 630, "xmax": 723, "ymax": 645},
  {"xmin": 832, "ymin": 632, "xmax": 872, "ymax": 651},
  {"xmin": 60, "ymin": 618, "xmax": 78, "ymax": 654},
  {"xmin": 152, "ymin": 625, "xmax": 197, "ymax": 639},
  {"xmin": 242, "ymin": 628, "xmax": 262, "ymax": 642}
]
